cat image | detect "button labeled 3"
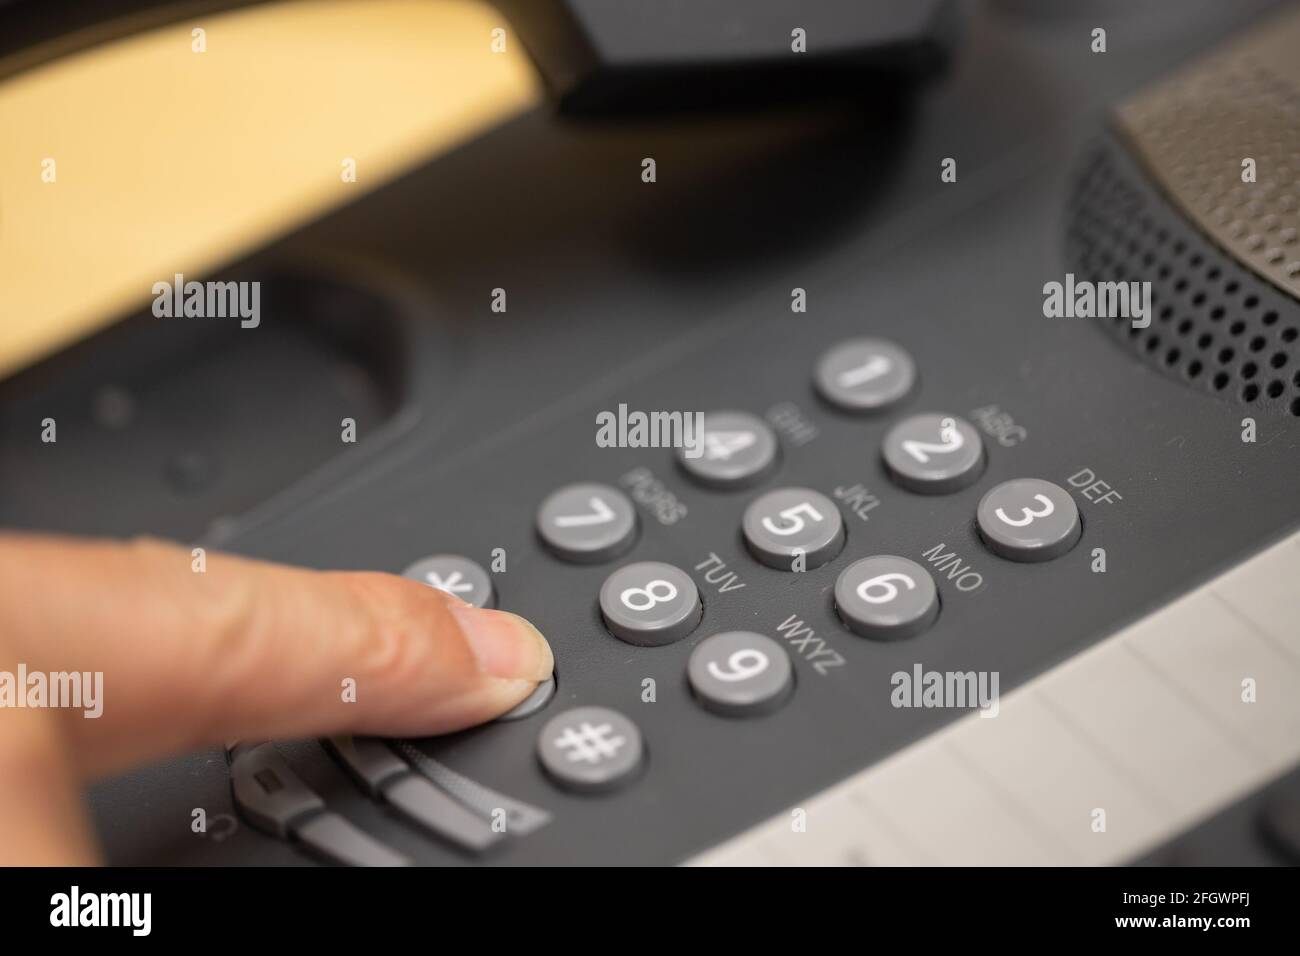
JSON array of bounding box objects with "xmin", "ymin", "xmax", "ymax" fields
[
  {"xmin": 882, "ymin": 413, "xmax": 985, "ymax": 494},
  {"xmin": 688, "ymin": 631, "xmax": 793, "ymax": 717},
  {"xmin": 834, "ymin": 555, "xmax": 939, "ymax": 640},
  {"xmin": 977, "ymin": 478, "xmax": 1081, "ymax": 562},
  {"xmin": 742, "ymin": 487, "xmax": 845, "ymax": 571},
  {"xmin": 537, "ymin": 483, "xmax": 637, "ymax": 563},
  {"xmin": 677, "ymin": 410, "xmax": 778, "ymax": 488},
  {"xmin": 401, "ymin": 555, "xmax": 495, "ymax": 608},
  {"xmin": 815, "ymin": 338, "xmax": 916, "ymax": 412},
  {"xmin": 537, "ymin": 706, "xmax": 644, "ymax": 793},
  {"xmin": 599, "ymin": 561, "xmax": 702, "ymax": 646}
]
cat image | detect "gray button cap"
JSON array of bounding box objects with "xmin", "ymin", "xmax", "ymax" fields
[
  {"xmin": 977, "ymin": 478, "xmax": 1081, "ymax": 562},
  {"xmin": 835, "ymin": 555, "xmax": 939, "ymax": 640},
  {"xmin": 742, "ymin": 487, "xmax": 845, "ymax": 571},
  {"xmin": 599, "ymin": 561, "xmax": 702, "ymax": 646},
  {"xmin": 882, "ymin": 413, "xmax": 985, "ymax": 494},
  {"xmin": 814, "ymin": 338, "xmax": 916, "ymax": 412},
  {"xmin": 497, "ymin": 673, "xmax": 557, "ymax": 721},
  {"xmin": 402, "ymin": 554, "xmax": 495, "ymax": 608},
  {"xmin": 677, "ymin": 411, "xmax": 778, "ymax": 488},
  {"xmin": 688, "ymin": 631, "xmax": 794, "ymax": 717},
  {"xmin": 537, "ymin": 483, "xmax": 637, "ymax": 563},
  {"xmin": 538, "ymin": 706, "xmax": 644, "ymax": 793}
]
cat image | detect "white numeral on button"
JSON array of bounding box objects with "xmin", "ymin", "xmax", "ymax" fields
[
  {"xmin": 554, "ymin": 496, "xmax": 615, "ymax": 527},
  {"xmin": 856, "ymin": 571, "xmax": 916, "ymax": 604},
  {"xmin": 621, "ymin": 579, "xmax": 678, "ymax": 612},
  {"xmin": 995, "ymin": 493, "xmax": 1055, "ymax": 527},
  {"xmin": 837, "ymin": 355, "xmax": 891, "ymax": 388},
  {"xmin": 707, "ymin": 649, "xmax": 770, "ymax": 683},
  {"xmin": 703, "ymin": 430, "xmax": 756, "ymax": 461},
  {"xmin": 901, "ymin": 423, "xmax": 964, "ymax": 463},
  {"xmin": 761, "ymin": 501, "xmax": 824, "ymax": 536}
]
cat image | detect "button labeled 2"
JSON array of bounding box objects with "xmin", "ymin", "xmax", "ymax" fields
[{"xmin": 882, "ymin": 413, "xmax": 985, "ymax": 494}]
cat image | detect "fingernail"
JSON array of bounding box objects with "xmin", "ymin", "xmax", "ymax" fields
[{"xmin": 450, "ymin": 605, "xmax": 554, "ymax": 682}]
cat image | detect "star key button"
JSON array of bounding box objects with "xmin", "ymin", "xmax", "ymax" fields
[{"xmin": 401, "ymin": 554, "xmax": 495, "ymax": 608}]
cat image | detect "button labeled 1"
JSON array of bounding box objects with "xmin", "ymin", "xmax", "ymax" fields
[
  {"xmin": 688, "ymin": 631, "xmax": 793, "ymax": 717},
  {"xmin": 402, "ymin": 555, "xmax": 495, "ymax": 608},
  {"xmin": 537, "ymin": 706, "xmax": 644, "ymax": 794},
  {"xmin": 599, "ymin": 561, "xmax": 702, "ymax": 646},
  {"xmin": 742, "ymin": 487, "xmax": 845, "ymax": 571},
  {"xmin": 815, "ymin": 338, "xmax": 916, "ymax": 412},
  {"xmin": 834, "ymin": 555, "xmax": 939, "ymax": 640},
  {"xmin": 882, "ymin": 413, "xmax": 985, "ymax": 494},
  {"xmin": 977, "ymin": 478, "xmax": 1081, "ymax": 562},
  {"xmin": 537, "ymin": 483, "xmax": 637, "ymax": 563},
  {"xmin": 677, "ymin": 411, "xmax": 778, "ymax": 488}
]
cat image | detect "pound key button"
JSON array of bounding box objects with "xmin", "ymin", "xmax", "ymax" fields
[{"xmin": 537, "ymin": 706, "xmax": 644, "ymax": 794}]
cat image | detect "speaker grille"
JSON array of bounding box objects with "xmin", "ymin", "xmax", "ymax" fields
[
  {"xmin": 1066, "ymin": 138, "xmax": 1300, "ymax": 416},
  {"xmin": 1116, "ymin": 3, "xmax": 1300, "ymax": 301}
]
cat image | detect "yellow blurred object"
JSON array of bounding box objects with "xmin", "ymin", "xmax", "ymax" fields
[{"xmin": 0, "ymin": 0, "xmax": 542, "ymax": 379}]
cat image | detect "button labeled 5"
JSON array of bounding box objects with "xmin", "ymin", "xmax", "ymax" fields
[{"xmin": 742, "ymin": 487, "xmax": 845, "ymax": 571}]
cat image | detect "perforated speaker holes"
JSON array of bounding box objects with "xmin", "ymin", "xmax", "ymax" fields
[{"xmin": 1066, "ymin": 138, "xmax": 1300, "ymax": 416}]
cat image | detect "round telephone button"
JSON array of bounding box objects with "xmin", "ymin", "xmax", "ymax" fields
[{"xmin": 977, "ymin": 478, "xmax": 1081, "ymax": 562}]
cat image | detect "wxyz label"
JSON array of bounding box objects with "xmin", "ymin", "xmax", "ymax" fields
[{"xmin": 775, "ymin": 615, "xmax": 845, "ymax": 675}]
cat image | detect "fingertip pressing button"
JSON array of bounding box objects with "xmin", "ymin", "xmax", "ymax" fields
[
  {"xmin": 537, "ymin": 483, "xmax": 638, "ymax": 563},
  {"xmin": 497, "ymin": 673, "xmax": 557, "ymax": 721},
  {"xmin": 976, "ymin": 478, "xmax": 1081, "ymax": 562},
  {"xmin": 402, "ymin": 554, "xmax": 496, "ymax": 608}
]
